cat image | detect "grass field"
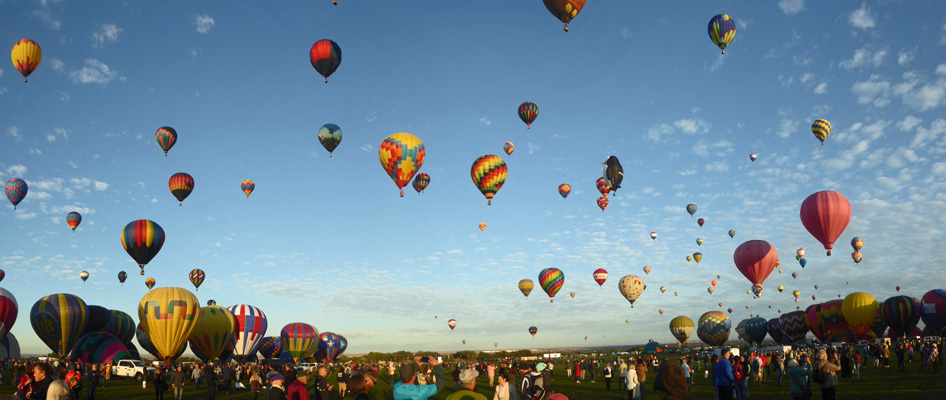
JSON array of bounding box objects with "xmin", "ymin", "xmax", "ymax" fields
[{"xmin": 2, "ymin": 357, "xmax": 945, "ymax": 400}]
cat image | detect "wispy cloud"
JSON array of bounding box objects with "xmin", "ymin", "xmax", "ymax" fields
[
  {"xmin": 848, "ymin": 3, "xmax": 876, "ymax": 31},
  {"xmin": 31, "ymin": 9, "xmax": 61, "ymax": 30},
  {"xmin": 814, "ymin": 82, "xmax": 828, "ymax": 94},
  {"xmin": 839, "ymin": 47, "xmax": 887, "ymax": 69},
  {"xmin": 778, "ymin": 0, "xmax": 806, "ymax": 15},
  {"xmin": 69, "ymin": 59, "xmax": 119, "ymax": 85},
  {"xmin": 851, "ymin": 75, "xmax": 891, "ymax": 107},
  {"xmin": 92, "ymin": 24, "xmax": 122, "ymax": 48},
  {"xmin": 898, "ymin": 50, "xmax": 915, "ymax": 66},
  {"xmin": 195, "ymin": 14, "xmax": 215, "ymax": 34},
  {"xmin": 478, "ymin": 116, "xmax": 491, "ymax": 127},
  {"xmin": 7, "ymin": 126, "xmax": 22, "ymax": 141}
]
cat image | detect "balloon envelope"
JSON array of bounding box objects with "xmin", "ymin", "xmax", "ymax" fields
[
  {"xmin": 379, "ymin": 133, "xmax": 426, "ymax": 196},
  {"xmin": 227, "ymin": 304, "xmax": 268, "ymax": 358},
  {"xmin": 882, "ymin": 296, "xmax": 922, "ymax": 337},
  {"xmin": 618, "ymin": 275, "xmax": 644, "ymax": 307},
  {"xmin": 518, "ymin": 279, "xmax": 534, "ymax": 297},
  {"xmin": 800, "ymin": 191, "xmax": 852, "ymax": 256},
  {"xmin": 138, "ymin": 287, "xmax": 200, "ymax": 361},
  {"xmin": 317, "ymin": 332, "xmax": 341, "ymax": 363},
  {"xmin": 280, "ymin": 322, "xmax": 318, "ymax": 362},
  {"xmin": 70, "ymin": 332, "xmax": 131, "ymax": 364},
  {"xmin": 31, "ymin": 293, "xmax": 88, "ymax": 357},
  {"xmin": 538, "ymin": 268, "xmax": 564, "ymax": 301},
  {"xmin": 733, "ymin": 240, "xmax": 778, "ymax": 293},
  {"xmin": 593, "ymin": 269, "xmax": 608, "ymax": 287},
  {"xmin": 187, "ymin": 306, "xmax": 236, "ymax": 363},
  {"xmin": 697, "ymin": 311, "xmax": 730, "ymax": 346},
  {"xmin": 257, "ymin": 336, "xmax": 283, "ymax": 360},
  {"xmin": 0, "ymin": 288, "xmax": 18, "ymax": 343},
  {"xmin": 921, "ymin": 289, "xmax": 946, "ymax": 335},
  {"xmin": 779, "ymin": 311, "xmax": 808, "ymax": 342},
  {"xmin": 745, "ymin": 317, "xmax": 768, "ymax": 345},
  {"xmin": 103, "ymin": 310, "xmax": 136, "ymax": 343},
  {"xmin": 842, "ymin": 292, "xmax": 878, "ymax": 337},
  {"xmin": 0, "ymin": 332, "xmax": 20, "ymax": 359},
  {"xmin": 669, "ymin": 316, "xmax": 694, "ymax": 345}
]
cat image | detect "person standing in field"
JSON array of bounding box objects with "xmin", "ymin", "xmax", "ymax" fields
[
  {"xmin": 635, "ymin": 358, "xmax": 648, "ymax": 400},
  {"xmin": 171, "ymin": 364, "xmax": 186, "ymax": 400},
  {"xmin": 487, "ymin": 363, "xmax": 496, "ymax": 387},
  {"xmin": 815, "ymin": 349, "xmax": 841, "ymax": 400},
  {"xmin": 713, "ymin": 349, "xmax": 735, "ymax": 400},
  {"xmin": 603, "ymin": 362, "xmax": 613, "ymax": 391},
  {"xmin": 624, "ymin": 362, "xmax": 639, "ymax": 400}
]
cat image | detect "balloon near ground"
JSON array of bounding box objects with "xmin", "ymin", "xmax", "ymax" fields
[
  {"xmin": 228, "ymin": 304, "xmax": 268, "ymax": 359},
  {"xmin": 669, "ymin": 316, "xmax": 694, "ymax": 345},
  {"xmin": 187, "ymin": 306, "xmax": 236, "ymax": 363},
  {"xmin": 257, "ymin": 336, "xmax": 282, "ymax": 360},
  {"xmin": 138, "ymin": 287, "xmax": 200, "ymax": 361},
  {"xmin": 280, "ymin": 322, "xmax": 318, "ymax": 362},
  {"xmin": 0, "ymin": 288, "xmax": 18, "ymax": 343},
  {"xmin": 842, "ymin": 292, "xmax": 878, "ymax": 338},
  {"xmin": 31, "ymin": 293, "xmax": 88, "ymax": 357},
  {"xmin": 317, "ymin": 332, "xmax": 341, "ymax": 363},
  {"xmin": 882, "ymin": 296, "xmax": 922, "ymax": 337},
  {"xmin": 69, "ymin": 332, "xmax": 131, "ymax": 364},
  {"xmin": 697, "ymin": 311, "xmax": 730, "ymax": 346}
]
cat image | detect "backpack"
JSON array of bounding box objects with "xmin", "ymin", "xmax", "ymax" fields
[
  {"xmin": 529, "ymin": 372, "xmax": 552, "ymax": 400},
  {"xmin": 812, "ymin": 366, "xmax": 825, "ymax": 384}
]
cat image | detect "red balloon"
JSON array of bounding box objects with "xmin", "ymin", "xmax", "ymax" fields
[
  {"xmin": 800, "ymin": 191, "xmax": 851, "ymax": 256},
  {"xmin": 733, "ymin": 240, "xmax": 778, "ymax": 293}
]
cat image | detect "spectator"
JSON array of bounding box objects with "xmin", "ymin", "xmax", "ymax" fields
[
  {"xmin": 393, "ymin": 356, "xmax": 445, "ymax": 400},
  {"xmin": 204, "ymin": 364, "xmax": 217, "ymax": 400},
  {"xmin": 286, "ymin": 372, "xmax": 309, "ymax": 400},
  {"xmin": 653, "ymin": 359, "xmax": 699, "ymax": 400},
  {"xmin": 624, "ymin": 362, "xmax": 640, "ymax": 400},
  {"xmin": 635, "ymin": 358, "xmax": 648, "ymax": 400},
  {"xmin": 249, "ymin": 369, "xmax": 263, "ymax": 400},
  {"xmin": 268, "ymin": 374, "xmax": 287, "ymax": 400},
  {"xmin": 733, "ymin": 356, "xmax": 747, "ymax": 400},
  {"xmin": 192, "ymin": 365, "xmax": 202, "ymax": 390},
  {"xmin": 171, "ymin": 365, "xmax": 186, "ymax": 400},
  {"xmin": 87, "ymin": 363, "xmax": 100, "ymax": 400},
  {"xmin": 487, "ymin": 363, "xmax": 496, "ymax": 387},
  {"xmin": 787, "ymin": 355, "xmax": 812, "ymax": 400},
  {"xmin": 47, "ymin": 374, "xmax": 70, "ymax": 400},
  {"xmin": 493, "ymin": 373, "xmax": 516, "ymax": 400},
  {"xmin": 815, "ymin": 349, "xmax": 841, "ymax": 400},
  {"xmin": 447, "ymin": 369, "xmax": 486, "ymax": 400},
  {"xmin": 314, "ymin": 367, "xmax": 332, "ymax": 400},
  {"xmin": 713, "ymin": 349, "xmax": 735, "ymax": 400},
  {"xmin": 65, "ymin": 365, "xmax": 82, "ymax": 400},
  {"xmin": 603, "ymin": 362, "xmax": 613, "ymax": 391},
  {"xmin": 518, "ymin": 363, "xmax": 533, "ymax": 400}
]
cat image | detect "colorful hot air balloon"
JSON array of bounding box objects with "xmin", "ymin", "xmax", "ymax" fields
[
  {"xmin": 380, "ymin": 133, "xmax": 426, "ymax": 197},
  {"xmin": 144, "ymin": 278, "xmax": 156, "ymax": 290},
  {"xmin": 800, "ymin": 191, "xmax": 851, "ymax": 256},
  {"xmin": 660, "ymin": 286, "xmax": 667, "ymax": 293},
  {"xmin": 869, "ymin": 304, "xmax": 888, "ymax": 338},
  {"xmin": 168, "ymin": 173, "xmax": 194, "ymax": 206},
  {"xmin": 121, "ymin": 220, "xmax": 165, "ymax": 276},
  {"xmin": 542, "ymin": 0, "xmax": 586, "ymax": 32},
  {"xmin": 0, "ymin": 332, "xmax": 20, "ymax": 359},
  {"xmin": 729, "ymin": 230, "xmax": 736, "ymax": 239},
  {"xmin": 650, "ymin": 232, "xmax": 658, "ymax": 240},
  {"xmin": 138, "ymin": 287, "xmax": 199, "ymax": 361},
  {"xmin": 707, "ymin": 14, "xmax": 736, "ymax": 54},
  {"xmin": 792, "ymin": 290, "xmax": 801, "ymax": 301},
  {"xmin": 518, "ymin": 279, "xmax": 534, "ymax": 297},
  {"xmin": 5, "ymin": 178, "xmax": 27, "ymax": 210},
  {"xmin": 852, "ymin": 251, "xmax": 863, "ymax": 264},
  {"xmin": 154, "ymin": 127, "xmax": 177, "ymax": 156},
  {"xmin": 280, "ymin": 323, "xmax": 318, "ymax": 362},
  {"xmin": 697, "ymin": 218, "xmax": 705, "ymax": 227},
  {"xmin": 643, "ymin": 265, "xmax": 651, "ymax": 275},
  {"xmin": 31, "ymin": 294, "xmax": 88, "ymax": 357},
  {"xmin": 412, "ymin": 173, "xmax": 430, "ymax": 194},
  {"xmin": 792, "ymin": 272, "xmax": 798, "ymax": 280},
  {"xmin": 102, "ymin": 310, "xmax": 135, "ymax": 343},
  {"xmin": 749, "ymin": 154, "xmax": 757, "ymax": 162},
  {"xmin": 11, "ymin": 39, "xmax": 42, "ymax": 82},
  {"xmin": 595, "ymin": 177, "xmax": 610, "ymax": 196},
  {"xmin": 66, "ymin": 212, "xmax": 82, "ymax": 232},
  {"xmin": 778, "ymin": 285, "xmax": 785, "ymax": 293},
  {"xmin": 257, "ymin": 336, "xmax": 282, "ymax": 360},
  {"xmin": 686, "ymin": 256, "xmax": 692, "ymax": 263},
  {"xmin": 697, "ymin": 311, "xmax": 731, "ymax": 346},
  {"xmin": 317, "ymin": 332, "xmax": 341, "ymax": 363},
  {"xmin": 136, "ymin": 322, "xmax": 183, "ymax": 361},
  {"xmin": 0, "ymin": 289, "xmax": 17, "ymax": 343},
  {"xmin": 686, "ymin": 203, "xmax": 697, "ymax": 217},
  {"xmin": 529, "ymin": 326, "xmax": 537, "ymax": 337},
  {"xmin": 188, "ymin": 269, "xmax": 205, "ymax": 291},
  {"xmin": 660, "ymin": 309, "xmax": 666, "ymax": 315},
  {"xmin": 805, "ymin": 304, "xmax": 829, "ymax": 342},
  {"xmin": 478, "ymin": 222, "xmax": 487, "ymax": 231},
  {"xmin": 780, "ymin": 311, "xmax": 809, "ymax": 343},
  {"xmin": 310, "ymin": 39, "xmax": 341, "ymax": 83},
  {"xmin": 569, "ymin": 291, "xmax": 576, "ymax": 298},
  {"xmin": 518, "ymin": 102, "xmax": 538, "ymax": 128},
  {"xmin": 79, "ymin": 271, "xmax": 89, "ymax": 282},
  {"xmin": 842, "ymin": 292, "xmax": 878, "ymax": 337},
  {"xmin": 693, "ymin": 253, "xmax": 702, "ymax": 264},
  {"xmin": 851, "ymin": 237, "xmax": 863, "ymax": 251},
  {"xmin": 820, "ymin": 299, "xmax": 850, "ymax": 342},
  {"xmin": 471, "ymin": 155, "xmax": 507, "ymax": 205},
  {"xmin": 593, "ymin": 269, "xmax": 608, "ymax": 287},
  {"xmin": 503, "ymin": 142, "xmax": 515, "ymax": 156},
  {"xmin": 597, "ymin": 196, "xmax": 609, "ymax": 212},
  {"xmin": 227, "ymin": 304, "xmax": 268, "ymax": 360},
  {"xmin": 539, "ymin": 268, "xmax": 564, "ymax": 303},
  {"xmin": 69, "ymin": 332, "xmax": 131, "ymax": 364},
  {"xmin": 733, "ymin": 240, "xmax": 778, "ymax": 296},
  {"xmin": 187, "ymin": 306, "xmax": 236, "ymax": 362},
  {"xmin": 669, "ymin": 316, "xmax": 694, "ymax": 345},
  {"xmin": 336, "ymin": 335, "xmax": 348, "ymax": 359},
  {"xmin": 618, "ymin": 275, "xmax": 644, "ymax": 308},
  {"xmin": 317, "ymin": 123, "xmax": 343, "ymax": 157},
  {"xmin": 745, "ymin": 317, "xmax": 768, "ymax": 345},
  {"xmin": 921, "ymin": 289, "xmax": 946, "ymax": 335},
  {"xmin": 812, "ymin": 119, "xmax": 831, "ymax": 145},
  {"xmin": 241, "ymin": 180, "xmax": 255, "ymax": 198},
  {"xmin": 558, "ymin": 184, "xmax": 571, "ymax": 200},
  {"xmin": 696, "ymin": 238, "xmax": 704, "ymax": 246},
  {"xmin": 882, "ymin": 296, "xmax": 922, "ymax": 337},
  {"xmin": 448, "ymin": 319, "xmax": 458, "ymax": 331}
]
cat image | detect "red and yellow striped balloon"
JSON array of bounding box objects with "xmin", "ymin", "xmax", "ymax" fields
[
  {"xmin": 471, "ymin": 155, "xmax": 507, "ymax": 205},
  {"xmin": 168, "ymin": 173, "xmax": 194, "ymax": 206},
  {"xmin": 121, "ymin": 220, "xmax": 165, "ymax": 275}
]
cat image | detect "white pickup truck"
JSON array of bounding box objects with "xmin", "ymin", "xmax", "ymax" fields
[{"xmin": 112, "ymin": 359, "xmax": 156, "ymax": 381}]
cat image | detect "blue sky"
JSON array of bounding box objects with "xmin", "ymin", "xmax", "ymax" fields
[{"xmin": 3, "ymin": 0, "xmax": 946, "ymax": 356}]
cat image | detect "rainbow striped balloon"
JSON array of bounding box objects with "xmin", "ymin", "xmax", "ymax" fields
[
  {"xmin": 697, "ymin": 311, "xmax": 731, "ymax": 346},
  {"xmin": 168, "ymin": 172, "xmax": 195, "ymax": 206},
  {"xmin": 280, "ymin": 322, "xmax": 318, "ymax": 362},
  {"xmin": 379, "ymin": 133, "xmax": 425, "ymax": 197},
  {"xmin": 66, "ymin": 212, "xmax": 82, "ymax": 232},
  {"xmin": 121, "ymin": 219, "xmax": 165, "ymax": 275},
  {"xmin": 471, "ymin": 155, "xmax": 507, "ymax": 205},
  {"xmin": 538, "ymin": 268, "xmax": 564, "ymax": 303},
  {"xmin": 518, "ymin": 102, "xmax": 538, "ymax": 128}
]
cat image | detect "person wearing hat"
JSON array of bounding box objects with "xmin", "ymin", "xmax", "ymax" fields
[
  {"xmin": 446, "ymin": 368, "xmax": 486, "ymax": 400},
  {"xmin": 268, "ymin": 374, "xmax": 287, "ymax": 400},
  {"xmin": 517, "ymin": 362, "xmax": 533, "ymax": 400},
  {"xmin": 653, "ymin": 359, "xmax": 699, "ymax": 400},
  {"xmin": 787, "ymin": 354, "xmax": 812, "ymax": 400},
  {"xmin": 393, "ymin": 356, "xmax": 445, "ymax": 400},
  {"xmin": 713, "ymin": 349, "xmax": 735, "ymax": 400}
]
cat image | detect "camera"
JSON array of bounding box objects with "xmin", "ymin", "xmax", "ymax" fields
[{"xmin": 421, "ymin": 356, "xmax": 430, "ymax": 363}]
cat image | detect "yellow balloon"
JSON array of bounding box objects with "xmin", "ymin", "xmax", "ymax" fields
[
  {"xmin": 138, "ymin": 287, "xmax": 200, "ymax": 362},
  {"xmin": 669, "ymin": 316, "xmax": 694, "ymax": 345},
  {"xmin": 841, "ymin": 292, "xmax": 878, "ymax": 337},
  {"xmin": 11, "ymin": 39, "xmax": 42, "ymax": 82},
  {"xmin": 187, "ymin": 306, "xmax": 236, "ymax": 362}
]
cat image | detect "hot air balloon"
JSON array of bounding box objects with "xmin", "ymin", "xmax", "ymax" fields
[
  {"xmin": 729, "ymin": 230, "xmax": 736, "ymax": 239},
  {"xmin": 745, "ymin": 317, "xmax": 768, "ymax": 345},
  {"xmin": 851, "ymin": 237, "xmax": 863, "ymax": 252},
  {"xmin": 718, "ymin": 303, "xmax": 723, "ymax": 308},
  {"xmin": 820, "ymin": 300, "xmax": 850, "ymax": 342},
  {"xmin": 711, "ymin": 280, "xmax": 718, "ymax": 287},
  {"xmin": 121, "ymin": 220, "xmax": 165, "ymax": 276},
  {"xmin": 669, "ymin": 316, "xmax": 695, "ymax": 345},
  {"xmin": 241, "ymin": 180, "xmax": 255, "ymax": 198},
  {"xmin": 686, "ymin": 204, "xmax": 697, "ymax": 217},
  {"xmin": 280, "ymin": 323, "xmax": 318, "ymax": 362},
  {"xmin": 841, "ymin": 292, "xmax": 878, "ymax": 337},
  {"xmin": 0, "ymin": 289, "xmax": 17, "ymax": 343},
  {"xmin": 66, "ymin": 212, "xmax": 82, "ymax": 232},
  {"xmin": 800, "ymin": 191, "xmax": 851, "ymax": 256},
  {"xmin": 778, "ymin": 286, "xmax": 785, "ymax": 293},
  {"xmin": 317, "ymin": 332, "xmax": 341, "ymax": 363},
  {"xmin": 569, "ymin": 291, "xmax": 576, "ymax": 298},
  {"xmin": 766, "ymin": 318, "xmax": 786, "ymax": 344},
  {"xmin": 310, "ymin": 39, "xmax": 341, "ymax": 83},
  {"xmin": 187, "ymin": 306, "xmax": 236, "ymax": 363},
  {"xmin": 660, "ymin": 286, "xmax": 667, "ymax": 293},
  {"xmin": 597, "ymin": 196, "xmax": 609, "ymax": 212},
  {"xmin": 707, "ymin": 287, "xmax": 715, "ymax": 295},
  {"xmin": 412, "ymin": 173, "xmax": 430, "ymax": 194},
  {"xmin": 337, "ymin": 335, "xmax": 348, "ymax": 359},
  {"xmin": 138, "ymin": 287, "xmax": 199, "ymax": 361},
  {"xmin": 812, "ymin": 119, "xmax": 831, "ymax": 145},
  {"xmin": 0, "ymin": 270, "xmax": 4, "ymax": 283},
  {"xmin": 102, "ymin": 310, "xmax": 135, "ymax": 343},
  {"xmin": 733, "ymin": 240, "xmax": 778, "ymax": 296},
  {"xmin": 618, "ymin": 275, "xmax": 644, "ymax": 308},
  {"xmin": 779, "ymin": 311, "xmax": 809, "ymax": 343},
  {"xmin": 882, "ymin": 296, "xmax": 922, "ymax": 337},
  {"xmin": 792, "ymin": 272, "xmax": 798, "ymax": 280},
  {"xmin": 805, "ymin": 304, "xmax": 829, "ymax": 342},
  {"xmin": 542, "ymin": 0, "xmax": 586, "ymax": 32},
  {"xmin": 471, "ymin": 155, "xmax": 506, "ymax": 205},
  {"xmin": 154, "ymin": 127, "xmax": 177, "ymax": 156},
  {"xmin": 869, "ymin": 304, "xmax": 888, "ymax": 339},
  {"xmin": 76, "ymin": 272, "xmax": 89, "ymax": 283},
  {"xmin": 792, "ymin": 290, "xmax": 801, "ymax": 302},
  {"xmin": 529, "ymin": 326, "xmax": 538, "ymax": 337},
  {"xmin": 749, "ymin": 154, "xmax": 757, "ymax": 162},
  {"xmin": 145, "ymin": 278, "xmax": 156, "ymax": 290},
  {"xmin": 852, "ymin": 251, "xmax": 863, "ymax": 264},
  {"xmin": 117, "ymin": 271, "xmax": 127, "ymax": 285},
  {"xmin": 11, "ymin": 39, "xmax": 42, "ymax": 82},
  {"xmin": 503, "ymin": 142, "xmax": 515, "ymax": 156},
  {"xmin": 558, "ymin": 184, "xmax": 571, "ymax": 200},
  {"xmin": 136, "ymin": 323, "xmax": 178, "ymax": 362},
  {"xmin": 707, "ymin": 14, "xmax": 736, "ymax": 54},
  {"xmin": 650, "ymin": 232, "xmax": 658, "ymax": 240},
  {"xmin": 921, "ymin": 289, "xmax": 946, "ymax": 335},
  {"xmin": 674, "ymin": 292, "xmax": 679, "ymax": 297},
  {"xmin": 478, "ymin": 223, "xmax": 487, "ymax": 232},
  {"xmin": 593, "ymin": 269, "xmax": 608, "ymax": 287},
  {"xmin": 697, "ymin": 218, "xmax": 705, "ymax": 227},
  {"xmin": 693, "ymin": 253, "xmax": 702, "ymax": 263},
  {"xmin": 812, "ymin": 295, "xmax": 817, "ymax": 300},
  {"xmin": 5, "ymin": 178, "xmax": 27, "ymax": 210},
  {"xmin": 462, "ymin": 339, "xmax": 467, "ymax": 345},
  {"xmin": 317, "ymin": 123, "xmax": 343, "ymax": 157},
  {"xmin": 796, "ymin": 248, "xmax": 805, "ymax": 260},
  {"xmin": 697, "ymin": 311, "xmax": 731, "ymax": 346},
  {"xmin": 518, "ymin": 279, "xmax": 534, "ymax": 297},
  {"xmin": 518, "ymin": 102, "xmax": 538, "ymax": 128},
  {"xmin": 448, "ymin": 319, "xmax": 457, "ymax": 331},
  {"xmin": 31, "ymin": 293, "xmax": 88, "ymax": 357},
  {"xmin": 658, "ymin": 309, "xmax": 664, "ymax": 316},
  {"xmin": 595, "ymin": 177, "xmax": 610, "ymax": 196},
  {"xmin": 686, "ymin": 256, "xmax": 692, "ymax": 263},
  {"xmin": 799, "ymin": 258, "xmax": 809, "ymax": 269},
  {"xmin": 726, "ymin": 308, "xmax": 732, "ymax": 314},
  {"xmin": 188, "ymin": 269, "xmax": 205, "ymax": 291},
  {"xmin": 69, "ymin": 332, "xmax": 131, "ymax": 364},
  {"xmin": 167, "ymin": 173, "xmax": 195, "ymax": 206},
  {"xmin": 539, "ymin": 268, "xmax": 564, "ymax": 303},
  {"xmin": 380, "ymin": 133, "xmax": 426, "ymax": 197},
  {"xmin": 603, "ymin": 156, "xmax": 624, "ymax": 194},
  {"xmin": 642, "ymin": 266, "xmax": 651, "ymax": 275},
  {"xmin": 257, "ymin": 336, "xmax": 282, "ymax": 360},
  {"xmin": 813, "ymin": 285, "xmax": 819, "ymax": 290},
  {"xmin": 696, "ymin": 238, "xmax": 704, "ymax": 246}
]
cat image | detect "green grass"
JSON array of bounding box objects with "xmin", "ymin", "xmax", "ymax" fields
[{"xmin": 2, "ymin": 358, "xmax": 945, "ymax": 400}]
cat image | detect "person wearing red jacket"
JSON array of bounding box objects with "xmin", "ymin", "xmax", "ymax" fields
[{"xmin": 286, "ymin": 372, "xmax": 310, "ymax": 400}]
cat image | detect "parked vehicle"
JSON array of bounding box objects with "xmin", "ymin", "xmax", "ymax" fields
[{"xmin": 112, "ymin": 359, "xmax": 156, "ymax": 382}]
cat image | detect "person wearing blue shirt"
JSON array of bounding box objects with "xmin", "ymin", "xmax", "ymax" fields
[
  {"xmin": 713, "ymin": 349, "xmax": 735, "ymax": 400},
  {"xmin": 393, "ymin": 357, "xmax": 445, "ymax": 400}
]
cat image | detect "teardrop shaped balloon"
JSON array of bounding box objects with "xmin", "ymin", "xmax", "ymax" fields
[
  {"xmin": 118, "ymin": 271, "xmax": 127, "ymax": 285},
  {"xmin": 650, "ymin": 232, "xmax": 658, "ymax": 240},
  {"xmin": 241, "ymin": 180, "xmax": 255, "ymax": 199},
  {"xmin": 693, "ymin": 253, "xmax": 702, "ymax": 263},
  {"xmin": 618, "ymin": 275, "xmax": 645, "ymax": 308},
  {"xmin": 686, "ymin": 256, "xmax": 692, "ymax": 262},
  {"xmin": 697, "ymin": 311, "xmax": 731, "ymax": 346},
  {"xmin": 412, "ymin": 173, "xmax": 430, "ymax": 194},
  {"xmin": 317, "ymin": 332, "xmax": 342, "ymax": 363},
  {"xmin": 814, "ymin": 285, "xmax": 819, "ymax": 290},
  {"xmin": 145, "ymin": 278, "xmax": 156, "ymax": 290},
  {"xmin": 137, "ymin": 287, "xmax": 200, "ymax": 362},
  {"xmin": 707, "ymin": 287, "xmax": 715, "ymax": 294},
  {"xmin": 187, "ymin": 306, "xmax": 236, "ymax": 363},
  {"xmin": 696, "ymin": 238, "xmax": 704, "ymax": 246},
  {"xmin": 66, "ymin": 212, "xmax": 82, "ymax": 232},
  {"xmin": 852, "ymin": 251, "xmax": 863, "ymax": 264},
  {"xmin": 5, "ymin": 178, "xmax": 27, "ymax": 210},
  {"xmin": 669, "ymin": 316, "xmax": 694, "ymax": 345},
  {"xmin": 380, "ymin": 133, "xmax": 426, "ymax": 197},
  {"xmin": 597, "ymin": 196, "xmax": 609, "ymax": 212},
  {"xmin": 280, "ymin": 323, "xmax": 318, "ymax": 362},
  {"xmin": 0, "ymin": 289, "xmax": 18, "ymax": 344},
  {"xmin": 80, "ymin": 271, "xmax": 89, "ymax": 282},
  {"xmin": 851, "ymin": 237, "xmax": 864, "ymax": 251},
  {"xmin": 697, "ymin": 218, "xmax": 705, "ymax": 227},
  {"xmin": 168, "ymin": 173, "xmax": 194, "ymax": 206},
  {"xmin": 711, "ymin": 280, "xmax": 718, "ymax": 287},
  {"xmin": 812, "ymin": 119, "xmax": 831, "ymax": 145},
  {"xmin": 659, "ymin": 309, "xmax": 664, "ymax": 315},
  {"xmin": 778, "ymin": 285, "xmax": 785, "ymax": 293},
  {"xmin": 11, "ymin": 39, "xmax": 42, "ymax": 82},
  {"xmin": 518, "ymin": 279, "xmax": 534, "ymax": 297},
  {"xmin": 749, "ymin": 154, "xmax": 757, "ymax": 162},
  {"xmin": 309, "ymin": 39, "xmax": 341, "ymax": 83},
  {"xmin": 800, "ymin": 191, "xmax": 851, "ymax": 256},
  {"xmin": 660, "ymin": 286, "xmax": 666, "ymax": 293},
  {"xmin": 154, "ymin": 126, "xmax": 177, "ymax": 156},
  {"xmin": 539, "ymin": 268, "xmax": 564, "ymax": 303},
  {"xmin": 642, "ymin": 266, "xmax": 651, "ymax": 275},
  {"xmin": 542, "ymin": 0, "xmax": 586, "ymax": 32},
  {"xmin": 595, "ymin": 177, "xmax": 610, "ymax": 196},
  {"xmin": 793, "ymin": 290, "xmax": 801, "ymax": 300},
  {"xmin": 121, "ymin": 219, "xmax": 165, "ymax": 276},
  {"xmin": 686, "ymin": 204, "xmax": 698, "ymax": 216},
  {"xmin": 503, "ymin": 142, "xmax": 515, "ymax": 156},
  {"xmin": 593, "ymin": 269, "xmax": 608, "ymax": 287},
  {"xmin": 478, "ymin": 222, "xmax": 487, "ymax": 232},
  {"xmin": 729, "ymin": 230, "xmax": 736, "ymax": 239},
  {"xmin": 569, "ymin": 291, "xmax": 576, "ymax": 298},
  {"xmin": 674, "ymin": 292, "xmax": 679, "ymax": 296},
  {"xmin": 317, "ymin": 123, "xmax": 343, "ymax": 157},
  {"xmin": 707, "ymin": 14, "xmax": 736, "ymax": 54},
  {"xmin": 471, "ymin": 155, "xmax": 506, "ymax": 205},
  {"xmin": 528, "ymin": 326, "xmax": 537, "ymax": 337},
  {"xmin": 733, "ymin": 240, "xmax": 777, "ymax": 296},
  {"xmin": 799, "ymin": 258, "xmax": 807, "ymax": 268},
  {"xmin": 896, "ymin": 286, "xmax": 901, "ymax": 292},
  {"xmin": 558, "ymin": 184, "xmax": 571, "ymax": 200},
  {"xmin": 792, "ymin": 272, "xmax": 798, "ymax": 280},
  {"xmin": 518, "ymin": 102, "xmax": 538, "ymax": 128},
  {"xmin": 189, "ymin": 269, "xmax": 205, "ymax": 291}
]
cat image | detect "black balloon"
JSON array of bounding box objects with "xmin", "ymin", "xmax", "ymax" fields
[
  {"xmin": 83, "ymin": 305, "xmax": 111, "ymax": 336},
  {"xmin": 603, "ymin": 156, "xmax": 624, "ymax": 194}
]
